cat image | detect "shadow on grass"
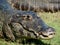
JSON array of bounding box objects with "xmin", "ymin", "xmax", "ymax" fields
[{"xmin": 21, "ymin": 38, "xmax": 51, "ymax": 45}]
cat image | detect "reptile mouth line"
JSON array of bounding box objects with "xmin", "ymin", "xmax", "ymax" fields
[
  {"xmin": 41, "ymin": 34, "xmax": 48, "ymax": 37},
  {"xmin": 38, "ymin": 32, "xmax": 55, "ymax": 39}
]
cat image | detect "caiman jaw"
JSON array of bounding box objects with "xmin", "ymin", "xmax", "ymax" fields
[{"xmin": 39, "ymin": 32, "xmax": 55, "ymax": 39}]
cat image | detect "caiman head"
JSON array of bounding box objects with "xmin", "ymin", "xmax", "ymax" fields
[{"xmin": 11, "ymin": 11, "xmax": 55, "ymax": 39}]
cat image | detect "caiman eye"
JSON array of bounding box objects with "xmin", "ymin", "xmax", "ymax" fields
[
  {"xmin": 21, "ymin": 15, "xmax": 26, "ymax": 20},
  {"xmin": 22, "ymin": 15, "xmax": 32, "ymax": 20},
  {"xmin": 26, "ymin": 15, "xmax": 32, "ymax": 20},
  {"xmin": 27, "ymin": 15, "xmax": 30, "ymax": 19}
]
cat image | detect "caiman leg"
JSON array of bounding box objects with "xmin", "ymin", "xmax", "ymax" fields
[{"xmin": 2, "ymin": 22, "xmax": 15, "ymax": 41}]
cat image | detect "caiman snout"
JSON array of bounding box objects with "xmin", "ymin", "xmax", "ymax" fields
[{"xmin": 38, "ymin": 27, "xmax": 55, "ymax": 39}]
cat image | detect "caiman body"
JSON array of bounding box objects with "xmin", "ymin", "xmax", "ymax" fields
[
  {"xmin": 0, "ymin": 0, "xmax": 55, "ymax": 41},
  {"xmin": 8, "ymin": 0, "xmax": 60, "ymax": 12}
]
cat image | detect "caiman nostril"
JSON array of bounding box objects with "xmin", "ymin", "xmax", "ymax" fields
[
  {"xmin": 49, "ymin": 32, "xmax": 55, "ymax": 35},
  {"xmin": 49, "ymin": 33, "xmax": 53, "ymax": 35}
]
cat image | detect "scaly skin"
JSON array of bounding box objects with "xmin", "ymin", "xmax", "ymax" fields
[
  {"xmin": 8, "ymin": 0, "xmax": 60, "ymax": 12},
  {"xmin": 0, "ymin": 0, "xmax": 55, "ymax": 41}
]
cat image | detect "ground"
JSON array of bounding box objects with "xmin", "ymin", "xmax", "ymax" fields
[{"xmin": 0, "ymin": 12, "xmax": 60, "ymax": 45}]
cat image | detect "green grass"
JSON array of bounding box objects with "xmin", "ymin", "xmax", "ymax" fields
[
  {"xmin": 38, "ymin": 12, "xmax": 60, "ymax": 45},
  {"xmin": 0, "ymin": 12, "xmax": 60, "ymax": 45}
]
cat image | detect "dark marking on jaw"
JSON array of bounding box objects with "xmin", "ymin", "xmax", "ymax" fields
[
  {"xmin": 39, "ymin": 32, "xmax": 48, "ymax": 37},
  {"xmin": 19, "ymin": 23, "xmax": 38, "ymax": 38},
  {"xmin": 42, "ymin": 34, "xmax": 48, "ymax": 37},
  {"xmin": 19, "ymin": 29, "xmax": 24, "ymax": 35},
  {"xmin": 27, "ymin": 33, "xmax": 31, "ymax": 37}
]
